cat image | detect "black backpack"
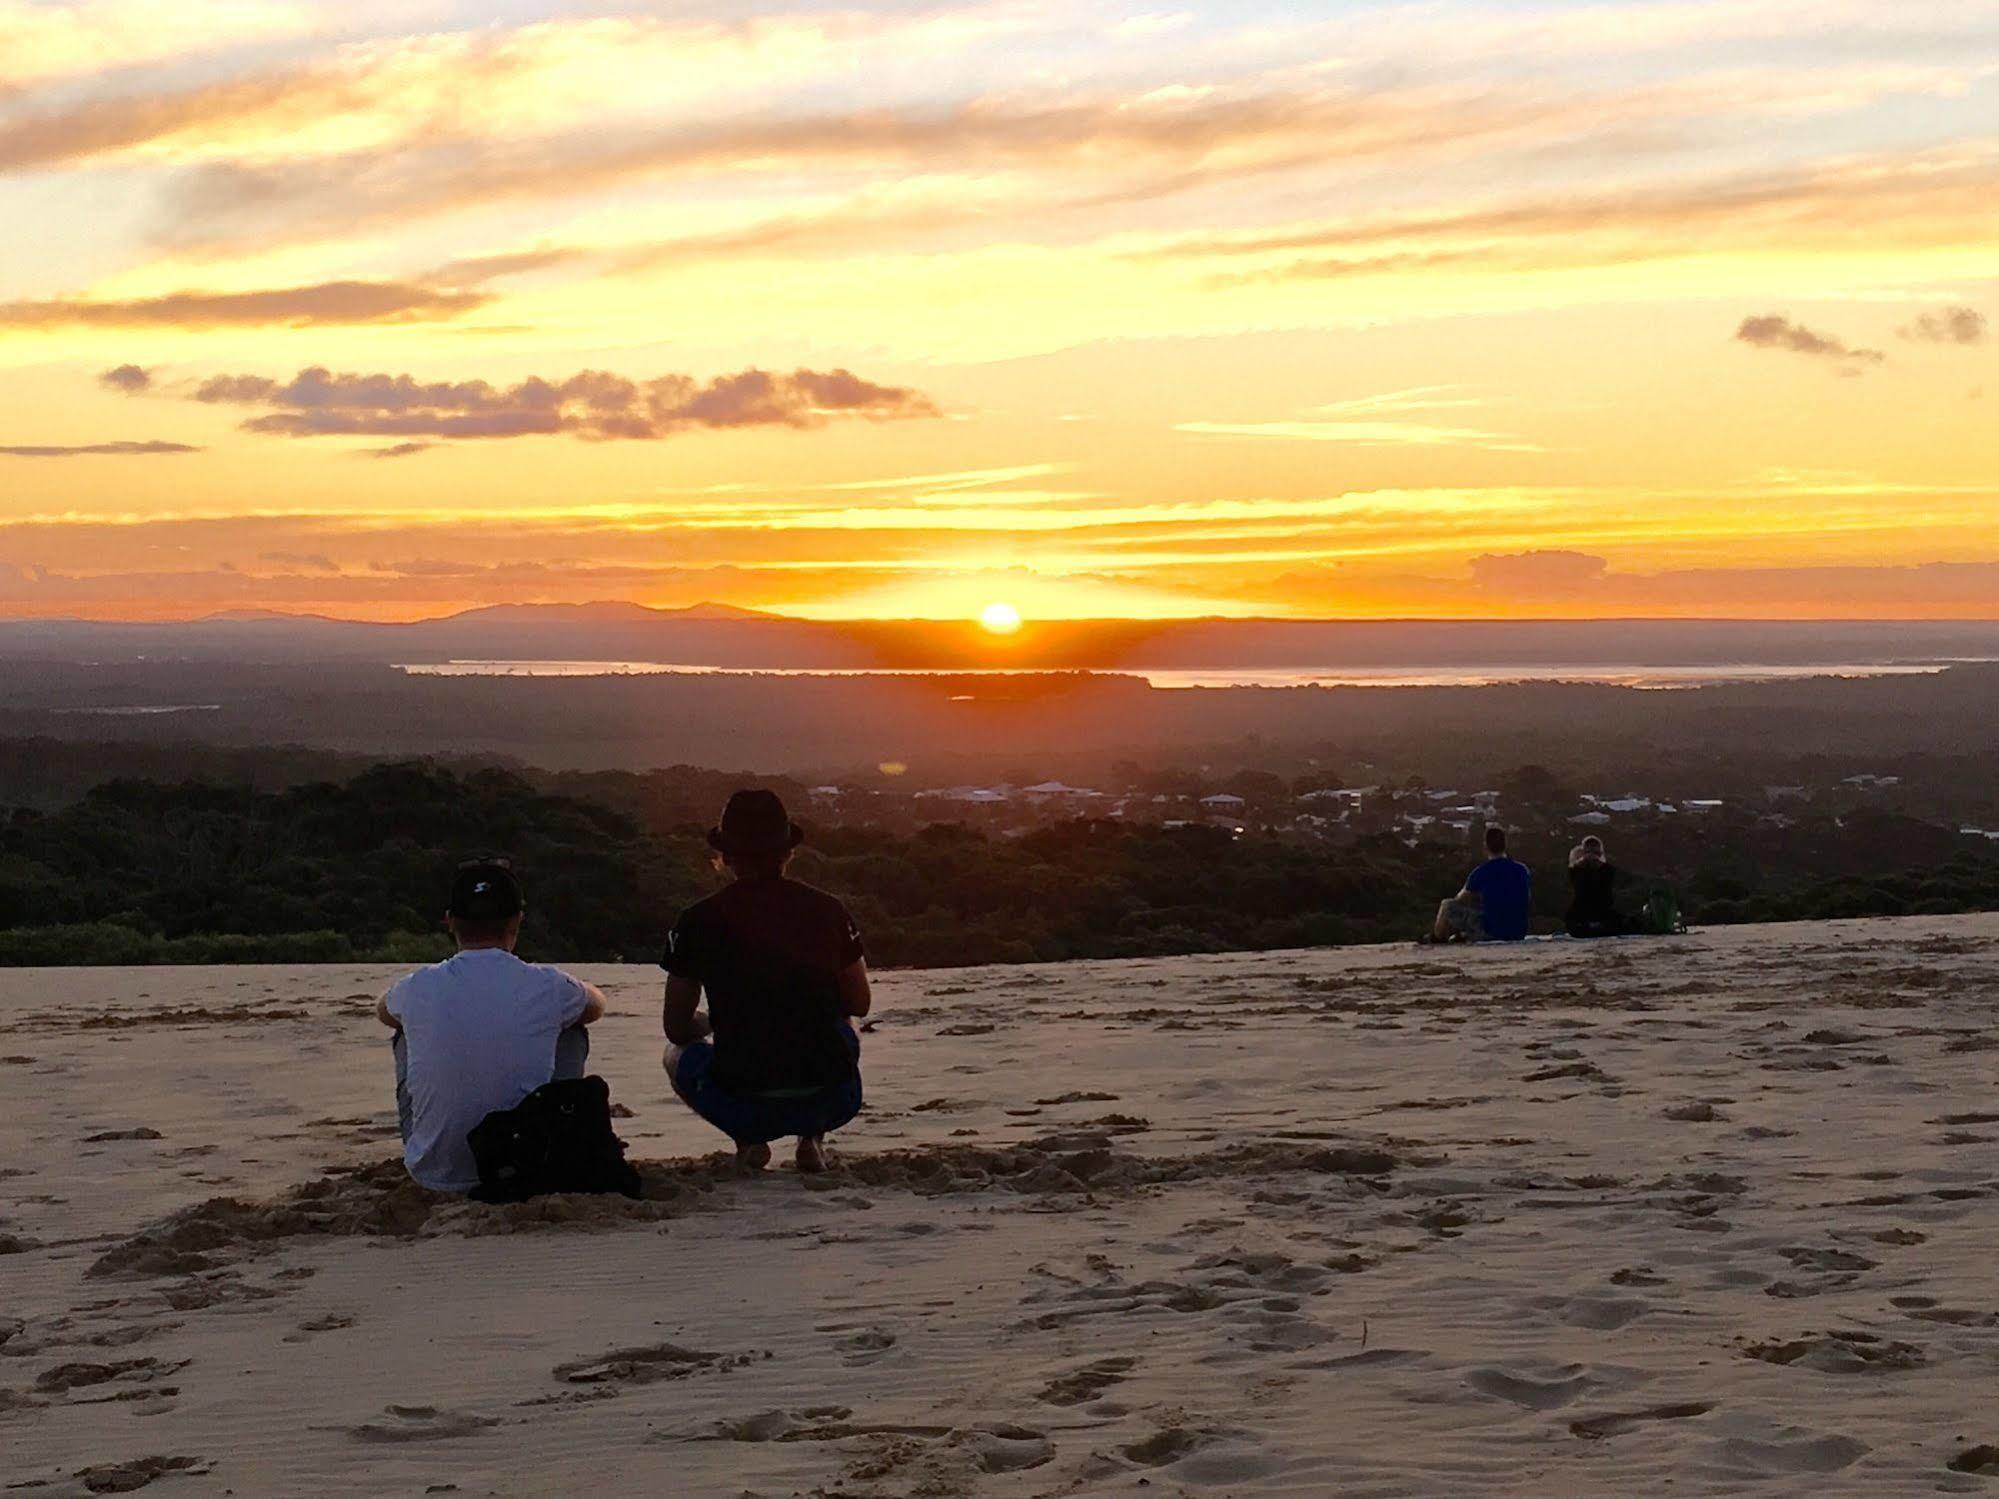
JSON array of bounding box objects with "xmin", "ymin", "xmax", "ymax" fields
[{"xmin": 466, "ymin": 1075, "xmax": 642, "ymax": 1204}]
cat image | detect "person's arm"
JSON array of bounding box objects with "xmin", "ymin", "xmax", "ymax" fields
[
  {"xmin": 836, "ymin": 958, "xmax": 872, "ymax": 1019},
  {"xmin": 376, "ymin": 991, "xmax": 400, "ymax": 1029},
  {"xmin": 662, "ymin": 975, "xmax": 711, "ymax": 1045},
  {"xmin": 574, "ymin": 979, "xmax": 608, "ymax": 1027}
]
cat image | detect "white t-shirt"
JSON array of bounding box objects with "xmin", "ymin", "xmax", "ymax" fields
[{"xmin": 384, "ymin": 948, "xmax": 592, "ymax": 1192}]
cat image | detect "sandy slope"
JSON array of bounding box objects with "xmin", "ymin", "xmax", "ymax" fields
[{"xmin": 2, "ymin": 915, "xmax": 1997, "ymax": 1497}]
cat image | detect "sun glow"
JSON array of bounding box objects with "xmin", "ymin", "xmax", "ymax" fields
[{"xmin": 980, "ymin": 601, "xmax": 1023, "ymax": 635}]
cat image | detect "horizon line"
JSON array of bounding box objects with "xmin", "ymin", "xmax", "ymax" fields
[{"xmin": 9, "ymin": 604, "xmax": 1999, "ymax": 630}]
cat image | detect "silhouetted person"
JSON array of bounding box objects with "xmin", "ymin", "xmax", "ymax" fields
[
  {"xmin": 661, "ymin": 790, "xmax": 871, "ymax": 1173},
  {"xmin": 1431, "ymin": 825, "xmax": 1534, "ymax": 942},
  {"xmin": 1565, "ymin": 835, "xmax": 1630, "ymax": 938},
  {"xmin": 377, "ymin": 860, "xmax": 607, "ymax": 1192}
]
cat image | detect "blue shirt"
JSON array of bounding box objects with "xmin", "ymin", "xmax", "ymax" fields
[{"xmin": 1465, "ymin": 856, "xmax": 1533, "ymax": 941}]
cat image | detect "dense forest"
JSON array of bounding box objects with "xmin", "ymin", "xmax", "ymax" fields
[{"xmin": 4, "ymin": 760, "xmax": 1998, "ymax": 967}]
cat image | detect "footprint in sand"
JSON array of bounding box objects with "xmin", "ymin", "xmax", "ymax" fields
[
  {"xmin": 1569, "ymin": 1401, "xmax": 1715, "ymax": 1440},
  {"xmin": 1908, "ymin": 1306, "xmax": 1999, "ymax": 1327},
  {"xmin": 342, "ymin": 1405, "xmax": 500, "ymax": 1443},
  {"xmin": 1122, "ymin": 1427, "xmax": 1215, "ymax": 1467},
  {"xmin": 1742, "ymin": 1331, "xmax": 1925, "ymax": 1373},
  {"xmin": 1551, "ymin": 1295, "xmax": 1653, "ymax": 1331},
  {"xmin": 958, "ymin": 1427, "xmax": 1057, "ymax": 1474},
  {"xmin": 1712, "ymin": 1431, "xmax": 1870, "ymax": 1476},
  {"xmin": 834, "ymin": 1328, "xmax": 898, "ymax": 1366},
  {"xmin": 667, "ymin": 1409, "xmax": 1052, "ymax": 1475},
  {"xmin": 1663, "ymin": 1101, "xmax": 1730, "ymax": 1122},
  {"xmin": 552, "ymin": 1343, "xmax": 738, "ymax": 1389},
  {"xmin": 283, "ymin": 1313, "xmax": 357, "ymax": 1343},
  {"xmin": 73, "ymin": 1455, "xmax": 209, "ymax": 1493},
  {"xmin": 1949, "ymin": 1446, "xmax": 1999, "ymax": 1475},
  {"xmin": 34, "ymin": 1357, "xmax": 187, "ymax": 1396},
  {"xmin": 1465, "ymin": 1366, "xmax": 1599, "ymax": 1410},
  {"xmin": 1037, "ymin": 1356, "xmax": 1136, "ymax": 1406}
]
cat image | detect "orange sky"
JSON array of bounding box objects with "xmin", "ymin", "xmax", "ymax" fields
[{"xmin": 2, "ymin": 0, "xmax": 1996, "ymax": 622}]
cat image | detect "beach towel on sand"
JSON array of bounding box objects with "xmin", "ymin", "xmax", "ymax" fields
[{"xmin": 466, "ymin": 1075, "xmax": 641, "ymax": 1203}]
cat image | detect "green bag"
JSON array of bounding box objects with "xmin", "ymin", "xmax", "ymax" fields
[{"xmin": 1641, "ymin": 889, "xmax": 1685, "ymax": 936}]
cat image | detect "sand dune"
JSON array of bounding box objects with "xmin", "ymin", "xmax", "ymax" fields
[{"xmin": 3, "ymin": 915, "xmax": 1997, "ymax": 1495}]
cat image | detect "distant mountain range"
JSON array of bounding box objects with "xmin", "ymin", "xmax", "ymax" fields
[{"xmin": 6, "ymin": 603, "xmax": 1999, "ymax": 673}]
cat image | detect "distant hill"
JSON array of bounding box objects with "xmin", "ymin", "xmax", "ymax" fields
[
  {"xmin": 442, "ymin": 601, "xmax": 776, "ymax": 624},
  {"xmin": 8, "ymin": 606, "xmax": 1999, "ymax": 674}
]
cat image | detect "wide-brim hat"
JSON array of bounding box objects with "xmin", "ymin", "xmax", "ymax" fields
[{"xmin": 707, "ymin": 788, "xmax": 805, "ymax": 857}]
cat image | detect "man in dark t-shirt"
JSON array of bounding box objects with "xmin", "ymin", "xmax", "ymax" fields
[{"xmin": 662, "ymin": 790, "xmax": 872, "ymax": 1172}]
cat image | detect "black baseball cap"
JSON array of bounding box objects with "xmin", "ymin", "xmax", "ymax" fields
[
  {"xmin": 449, "ymin": 859, "xmax": 524, "ymax": 921},
  {"xmin": 707, "ymin": 789, "xmax": 804, "ymax": 858}
]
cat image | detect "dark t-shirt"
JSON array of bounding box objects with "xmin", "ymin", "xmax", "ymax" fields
[
  {"xmin": 662, "ymin": 876, "xmax": 864, "ymax": 1095},
  {"xmin": 1465, "ymin": 856, "xmax": 1533, "ymax": 941},
  {"xmin": 1567, "ymin": 860, "xmax": 1618, "ymax": 923}
]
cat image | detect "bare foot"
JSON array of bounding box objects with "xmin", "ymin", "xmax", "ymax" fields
[
  {"xmin": 795, "ymin": 1137, "xmax": 829, "ymax": 1174},
  {"xmin": 735, "ymin": 1140, "xmax": 772, "ymax": 1172}
]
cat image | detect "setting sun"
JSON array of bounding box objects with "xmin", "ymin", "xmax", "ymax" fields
[{"xmin": 980, "ymin": 602, "xmax": 1023, "ymax": 635}]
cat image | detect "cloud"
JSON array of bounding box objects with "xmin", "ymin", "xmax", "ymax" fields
[
  {"xmin": 0, "ymin": 440, "xmax": 199, "ymax": 457},
  {"xmin": 369, "ymin": 557, "xmax": 480, "ymax": 577},
  {"xmin": 1158, "ymin": 145, "xmax": 1999, "ymax": 289},
  {"xmin": 0, "ymin": 0, "xmax": 320, "ymax": 88},
  {"xmin": 1469, "ymin": 550, "xmax": 1612, "ymax": 592},
  {"xmin": 255, "ymin": 551, "xmax": 338, "ymax": 572},
  {"xmin": 0, "ymin": 8, "xmax": 1025, "ymax": 176},
  {"xmin": 146, "ymin": 64, "xmax": 1831, "ymax": 253},
  {"xmin": 420, "ymin": 247, "xmax": 588, "ymax": 289},
  {"xmin": 1176, "ymin": 388, "xmax": 1543, "ymax": 452},
  {"xmin": 97, "ymin": 363, "xmax": 153, "ymax": 393},
  {"xmin": 1735, "ymin": 314, "xmax": 1885, "ymax": 366},
  {"xmin": 184, "ymin": 365, "xmax": 941, "ymax": 441},
  {"xmin": 0, "ymin": 281, "xmax": 486, "ymax": 331},
  {"xmin": 1899, "ymin": 305, "xmax": 1988, "ymax": 345},
  {"xmin": 366, "ymin": 442, "xmax": 434, "ymax": 459}
]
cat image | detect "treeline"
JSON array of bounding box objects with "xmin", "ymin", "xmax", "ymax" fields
[{"xmin": 5, "ymin": 762, "xmax": 1999, "ymax": 967}]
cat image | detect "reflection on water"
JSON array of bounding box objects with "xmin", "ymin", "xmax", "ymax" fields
[
  {"xmin": 395, "ymin": 660, "xmax": 1961, "ymax": 691},
  {"xmin": 50, "ymin": 704, "xmax": 224, "ymax": 716}
]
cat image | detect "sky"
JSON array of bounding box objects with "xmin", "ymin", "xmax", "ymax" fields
[{"xmin": 1, "ymin": 0, "xmax": 1996, "ymax": 623}]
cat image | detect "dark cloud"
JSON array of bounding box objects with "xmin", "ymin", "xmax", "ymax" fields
[
  {"xmin": 1469, "ymin": 550, "xmax": 1611, "ymax": 593},
  {"xmin": 186, "ymin": 365, "xmax": 940, "ymax": 440},
  {"xmin": 0, "ymin": 281, "xmax": 485, "ymax": 330},
  {"xmin": 0, "ymin": 440, "xmax": 199, "ymax": 457},
  {"xmin": 1899, "ymin": 305, "xmax": 1988, "ymax": 345},
  {"xmin": 97, "ymin": 363, "xmax": 153, "ymax": 393},
  {"xmin": 1734, "ymin": 315, "xmax": 1885, "ymax": 366},
  {"xmin": 255, "ymin": 551, "xmax": 339, "ymax": 572},
  {"xmin": 366, "ymin": 442, "xmax": 435, "ymax": 459},
  {"xmin": 370, "ymin": 558, "xmax": 484, "ymax": 576}
]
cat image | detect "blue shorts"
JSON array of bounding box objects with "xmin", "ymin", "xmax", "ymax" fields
[{"xmin": 672, "ymin": 1026, "xmax": 862, "ymax": 1145}]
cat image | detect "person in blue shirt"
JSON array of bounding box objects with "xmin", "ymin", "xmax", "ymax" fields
[{"xmin": 1431, "ymin": 825, "xmax": 1534, "ymax": 942}]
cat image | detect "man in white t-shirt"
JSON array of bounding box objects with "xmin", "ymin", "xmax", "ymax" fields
[{"xmin": 376, "ymin": 860, "xmax": 608, "ymax": 1193}]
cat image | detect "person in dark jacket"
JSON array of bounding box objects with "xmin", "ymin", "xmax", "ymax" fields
[
  {"xmin": 1565, "ymin": 836, "xmax": 1630, "ymax": 938},
  {"xmin": 661, "ymin": 790, "xmax": 872, "ymax": 1173}
]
